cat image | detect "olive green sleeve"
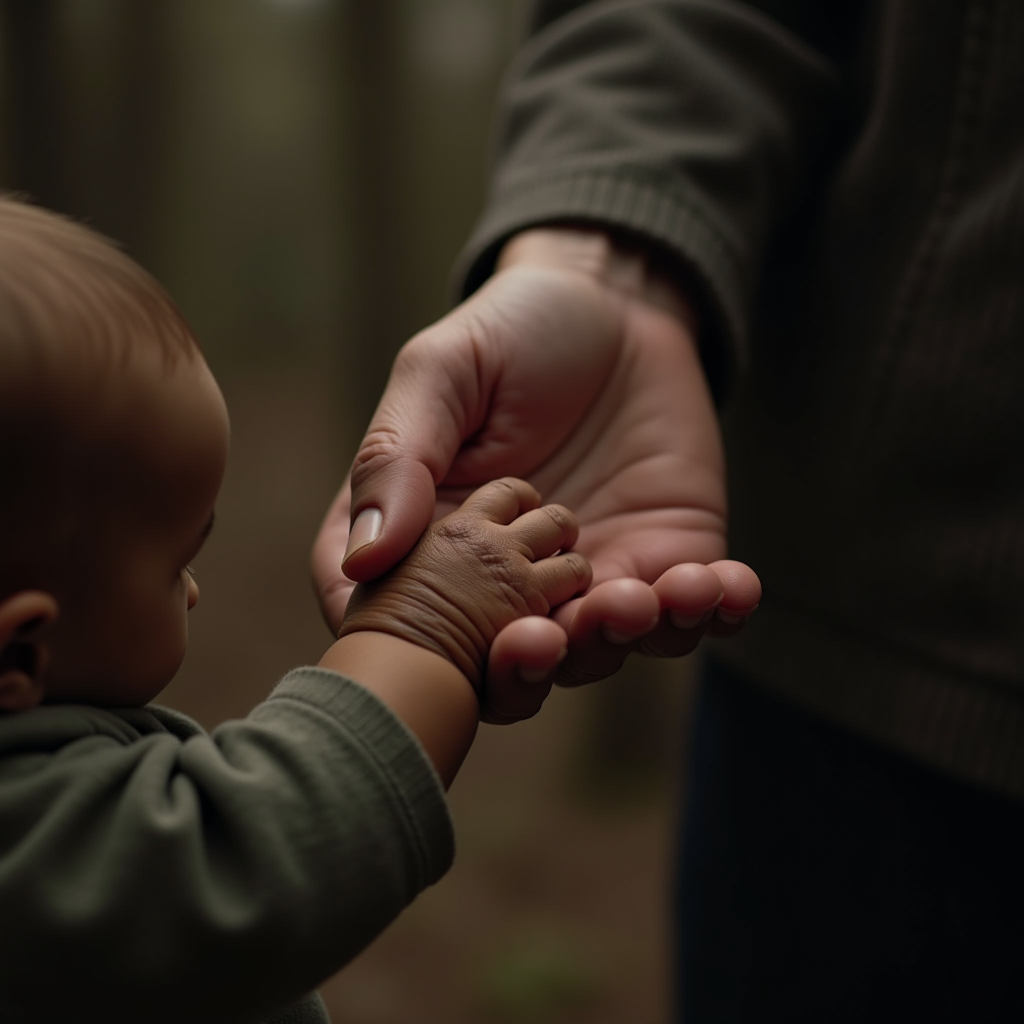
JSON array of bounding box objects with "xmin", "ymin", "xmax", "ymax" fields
[
  {"xmin": 456, "ymin": 0, "xmax": 859, "ymax": 391},
  {"xmin": 0, "ymin": 668, "xmax": 453, "ymax": 1024}
]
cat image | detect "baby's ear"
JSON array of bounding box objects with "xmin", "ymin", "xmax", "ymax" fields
[{"xmin": 0, "ymin": 591, "xmax": 58, "ymax": 713}]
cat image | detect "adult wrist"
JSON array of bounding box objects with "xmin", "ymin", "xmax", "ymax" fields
[{"xmin": 496, "ymin": 225, "xmax": 701, "ymax": 337}]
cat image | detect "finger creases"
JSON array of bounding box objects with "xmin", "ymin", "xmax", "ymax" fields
[
  {"xmin": 460, "ymin": 477, "xmax": 541, "ymax": 524},
  {"xmin": 531, "ymin": 551, "xmax": 592, "ymax": 608},
  {"xmin": 508, "ymin": 504, "xmax": 579, "ymax": 559}
]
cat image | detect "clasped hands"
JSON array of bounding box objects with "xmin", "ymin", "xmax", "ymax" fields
[{"xmin": 313, "ymin": 228, "xmax": 761, "ymax": 722}]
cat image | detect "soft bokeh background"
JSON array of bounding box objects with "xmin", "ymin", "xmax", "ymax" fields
[{"xmin": 0, "ymin": 2, "xmax": 697, "ymax": 1020}]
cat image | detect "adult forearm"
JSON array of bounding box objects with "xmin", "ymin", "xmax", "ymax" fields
[{"xmin": 458, "ymin": 0, "xmax": 848, "ymax": 389}]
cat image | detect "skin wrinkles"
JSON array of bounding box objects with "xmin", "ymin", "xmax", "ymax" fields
[{"xmin": 339, "ymin": 481, "xmax": 590, "ymax": 690}]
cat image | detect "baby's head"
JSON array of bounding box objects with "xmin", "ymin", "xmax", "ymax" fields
[{"xmin": 0, "ymin": 197, "xmax": 229, "ymax": 712}]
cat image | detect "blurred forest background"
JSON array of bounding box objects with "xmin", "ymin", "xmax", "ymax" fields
[{"xmin": 0, "ymin": 2, "xmax": 696, "ymax": 1021}]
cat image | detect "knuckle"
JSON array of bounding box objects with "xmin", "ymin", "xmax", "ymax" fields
[
  {"xmin": 394, "ymin": 329, "xmax": 440, "ymax": 368},
  {"xmin": 349, "ymin": 427, "xmax": 403, "ymax": 488},
  {"xmin": 490, "ymin": 477, "xmax": 521, "ymax": 498},
  {"xmin": 562, "ymin": 551, "xmax": 592, "ymax": 584},
  {"xmin": 431, "ymin": 514, "xmax": 476, "ymax": 545},
  {"xmin": 399, "ymin": 319, "xmax": 479, "ymax": 377},
  {"xmin": 543, "ymin": 503, "xmax": 573, "ymax": 530},
  {"xmin": 431, "ymin": 519, "xmax": 521, "ymax": 580}
]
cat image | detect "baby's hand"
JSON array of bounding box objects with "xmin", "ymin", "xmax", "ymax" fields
[{"xmin": 336, "ymin": 478, "xmax": 592, "ymax": 690}]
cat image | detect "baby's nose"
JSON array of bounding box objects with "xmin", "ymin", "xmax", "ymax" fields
[{"xmin": 187, "ymin": 576, "xmax": 200, "ymax": 610}]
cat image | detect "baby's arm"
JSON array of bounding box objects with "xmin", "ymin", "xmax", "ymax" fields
[
  {"xmin": 319, "ymin": 477, "xmax": 591, "ymax": 785},
  {"xmin": 0, "ymin": 478, "xmax": 588, "ymax": 1023}
]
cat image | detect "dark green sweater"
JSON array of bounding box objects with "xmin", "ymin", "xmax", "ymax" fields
[
  {"xmin": 459, "ymin": 0, "xmax": 1024, "ymax": 796},
  {"xmin": 0, "ymin": 668, "xmax": 453, "ymax": 1023}
]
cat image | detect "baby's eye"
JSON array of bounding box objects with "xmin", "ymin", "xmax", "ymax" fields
[{"xmin": 184, "ymin": 565, "xmax": 197, "ymax": 578}]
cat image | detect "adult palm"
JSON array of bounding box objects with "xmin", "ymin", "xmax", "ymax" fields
[{"xmin": 312, "ymin": 229, "xmax": 759, "ymax": 715}]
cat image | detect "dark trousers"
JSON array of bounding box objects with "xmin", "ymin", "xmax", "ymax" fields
[{"xmin": 675, "ymin": 660, "xmax": 1024, "ymax": 1024}]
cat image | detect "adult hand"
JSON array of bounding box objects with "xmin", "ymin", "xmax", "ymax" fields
[{"xmin": 312, "ymin": 227, "xmax": 760, "ymax": 719}]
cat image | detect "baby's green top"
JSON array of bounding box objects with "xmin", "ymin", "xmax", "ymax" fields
[{"xmin": 0, "ymin": 667, "xmax": 453, "ymax": 1024}]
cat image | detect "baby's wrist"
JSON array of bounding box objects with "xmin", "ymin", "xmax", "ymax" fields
[
  {"xmin": 334, "ymin": 615, "xmax": 486, "ymax": 691},
  {"xmin": 320, "ymin": 632, "xmax": 479, "ymax": 787},
  {"xmin": 320, "ymin": 631, "xmax": 474, "ymax": 693}
]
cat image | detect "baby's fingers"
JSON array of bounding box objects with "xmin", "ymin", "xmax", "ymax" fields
[
  {"xmin": 532, "ymin": 550, "xmax": 592, "ymax": 609},
  {"xmin": 459, "ymin": 477, "xmax": 541, "ymax": 525},
  {"xmin": 508, "ymin": 504, "xmax": 580, "ymax": 560}
]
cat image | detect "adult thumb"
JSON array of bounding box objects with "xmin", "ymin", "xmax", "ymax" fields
[
  {"xmin": 338, "ymin": 327, "xmax": 477, "ymax": 583},
  {"xmin": 340, "ymin": 454, "xmax": 439, "ymax": 583}
]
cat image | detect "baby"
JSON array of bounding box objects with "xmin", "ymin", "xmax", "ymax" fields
[{"xmin": 0, "ymin": 196, "xmax": 591, "ymax": 1024}]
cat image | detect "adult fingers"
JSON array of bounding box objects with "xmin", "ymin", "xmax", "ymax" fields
[
  {"xmin": 621, "ymin": 560, "xmax": 760, "ymax": 655},
  {"xmin": 705, "ymin": 559, "xmax": 761, "ymax": 636},
  {"xmin": 551, "ymin": 578, "xmax": 661, "ymax": 687},
  {"xmin": 628, "ymin": 562, "xmax": 724, "ymax": 657},
  {"xmin": 342, "ymin": 319, "xmax": 487, "ymax": 584},
  {"xmin": 480, "ymin": 617, "xmax": 567, "ymax": 724},
  {"xmin": 544, "ymin": 561, "xmax": 760, "ymax": 687}
]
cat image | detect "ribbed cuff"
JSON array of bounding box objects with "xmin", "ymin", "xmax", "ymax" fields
[
  {"xmin": 452, "ymin": 167, "xmax": 750, "ymax": 397},
  {"xmin": 265, "ymin": 667, "xmax": 455, "ymax": 888}
]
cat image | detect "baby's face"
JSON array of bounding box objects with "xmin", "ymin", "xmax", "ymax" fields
[{"xmin": 40, "ymin": 349, "xmax": 230, "ymax": 707}]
